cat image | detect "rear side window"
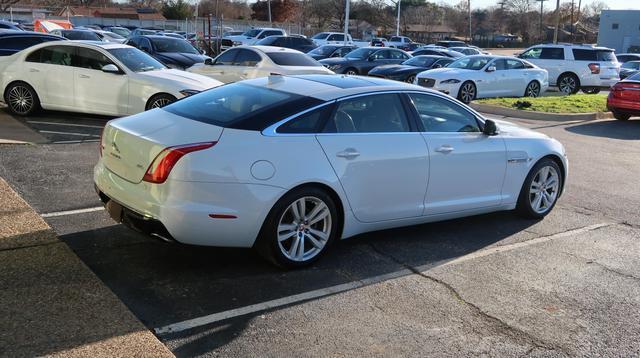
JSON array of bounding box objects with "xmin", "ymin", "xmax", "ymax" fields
[
  {"xmin": 266, "ymin": 52, "xmax": 321, "ymax": 67},
  {"xmin": 572, "ymin": 49, "xmax": 616, "ymax": 62},
  {"xmin": 540, "ymin": 48, "xmax": 564, "ymax": 60},
  {"xmin": 163, "ymin": 83, "xmax": 322, "ymax": 130},
  {"xmin": 26, "ymin": 45, "xmax": 74, "ymax": 66},
  {"xmin": 277, "ymin": 105, "xmax": 332, "ymax": 134}
]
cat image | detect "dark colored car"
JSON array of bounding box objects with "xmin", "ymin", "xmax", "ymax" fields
[
  {"xmin": 620, "ymin": 61, "xmax": 640, "ymax": 79},
  {"xmin": 368, "ymin": 55, "xmax": 454, "ymax": 83},
  {"xmin": 49, "ymin": 29, "xmax": 102, "ymax": 41},
  {"xmin": 0, "ymin": 20, "xmax": 24, "ymax": 31},
  {"xmin": 0, "ymin": 31, "xmax": 63, "ymax": 56},
  {"xmin": 307, "ymin": 44, "xmax": 357, "ymax": 60},
  {"xmin": 436, "ymin": 40, "xmax": 467, "ymax": 48},
  {"xmin": 411, "ymin": 48, "xmax": 464, "ymax": 58},
  {"xmin": 398, "ymin": 43, "xmax": 423, "ymax": 52},
  {"xmin": 126, "ymin": 35, "xmax": 210, "ymax": 70},
  {"xmin": 319, "ymin": 47, "xmax": 411, "ymax": 75},
  {"xmin": 616, "ymin": 54, "xmax": 640, "ymax": 63},
  {"xmin": 607, "ymin": 72, "xmax": 640, "ymax": 120},
  {"xmin": 255, "ymin": 35, "xmax": 317, "ymax": 53}
]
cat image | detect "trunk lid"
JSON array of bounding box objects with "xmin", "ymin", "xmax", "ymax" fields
[{"xmin": 101, "ymin": 109, "xmax": 223, "ymax": 183}]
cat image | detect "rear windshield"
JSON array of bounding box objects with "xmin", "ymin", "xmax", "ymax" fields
[
  {"xmin": 163, "ymin": 83, "xmax": 322, "ymax": 130},
  {"xmin": 63, "ymin": 31, "xmax": 100, "ymax": 41},
  {"xmin": 266, "ymin": 52, "xmax": 321, "ymax": 66},
  {"xmin": 572, "ymin": 49, "xmax": 617, "ymax": 62}
]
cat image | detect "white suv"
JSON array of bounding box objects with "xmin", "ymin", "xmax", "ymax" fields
[
  {"xmin": 311, "ymin": 32, "xmax": 353, "ymax": 46},
  {"xmin": 518, "ymin": 44, "xmax": 620, "ymax": 94},
  {"xmin": 224, "ymin": 28, "xmax": 286, "ymax": 46}
]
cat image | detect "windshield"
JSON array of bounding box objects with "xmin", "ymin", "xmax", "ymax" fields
[
  {"xmin": 110, "ymin": 28, "xmax": 130, "ymax": 37},
  {"xmin": 266, "ymin": 52, "xmax": 321, "ymax": 67},
  {"xmin": 243, "ymin": 29, "xmax": 261, "ymax": 37},
  {"xmin": 309, "ymin": 45, "xmax": 338, "ymax": 56},
  {"xmin": 103, "ymin": 32, "xmax": 124, "ymax": 40},
  {"xmin": 345, "ymin": 48, "xmax": 377, "ymax": 59},
  {"xmin": 150, "ymin": 37, "xmax": 198, "ymax": 54},
  {"xmin": 312, "ymin": 32, "xmax": 329, "ymax": 40},
  {"xmin": 107, "ymin": 47, "xmax": 166, "ymax": 72},
  {"xmin": 448, "ymin": 56, "xmax": 491, "ymax": 70},
  {"xmin": 403, "ymin": 56, "xmax": 436, "ymax": 67},
  {"xmin": 622, "ymin": 62, "xmax": 640, "ymax": 69}
]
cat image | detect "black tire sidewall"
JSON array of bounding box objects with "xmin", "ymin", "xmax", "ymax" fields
[
  {"xmin": 559, "ymin": 74, "xmax": 580, "ymax": 94},
  {"xmin": 255, "ymin": 187, "xmax": 339, "ymax": 268},
  {"xmin": 457, "ymin": 81, "xmax": 475, "ymax": 104},
  {"xmin": 145, "ymin": 94, "xmax": 176, "ymax": 111},
  {"xmin": 525, "ymin": 81, "xmax": 540, "ymax": 97},
  {"xmin": 5, "ymin": 82, "xmax": 40, "ymax": 116},
  {"xmin": 516, "ymin": 158, "xmax": 563, "ymax": 219}
]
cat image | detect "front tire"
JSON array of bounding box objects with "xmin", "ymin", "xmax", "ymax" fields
[
  {"xmin": 516, "ymin": 158, "xmax": 563, "ymax": 219},
  {"xmin": 524, "ymin": 80, "xmax": 541, "ymax": 97},
  {"xmin": 4, "ymin": 82, "xmax": 40, "ymax": 116},
  {"xmin": 406, "ymin": 75, "xmax": 416, "ymax": 84},
  {"xmin": 612, "ymin": 111, "xmax": 631, "ymax": 120},
  {"xmin": 255, "ymin": 187, "xmax": 339, "ymax": 268},
  {"xmin": 145, "ymin": 93, "xmax": 177, "ymax": 110},
  {"xmin": 344, "ymin": 68, "xmax": 359, "ymax": 76},
  {"xmin": 457, "ymin": 81, "xmax": 476, "ymax": 104}
]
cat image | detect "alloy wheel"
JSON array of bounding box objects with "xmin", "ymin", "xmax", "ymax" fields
[
  {"xmin": 346, "ymin": 70, "xmax": 358, "ymax": 76},
  {"xmin": 8, "ymin": 85, "xmax": 34, "ymax": 115},
  {"xmin": 406, "ymin": 75, "xmax": 416, "ymax": 84},
  {"xmin": 277, "ymin": 196, "xmax": 332, "ymax": 262},
  {"xmin": 150, "ymin": 98, "xmax": 172, "ymax": 109},
  {"xmin": 529, "ymin": 166, "xmax": 560, "ymax": 215},
  {"xmin": 558, "ymin": 76, "xmax": 576, "ymax": 94},
  {"xmin": 526, "ymin": 81, "xmax": 540, "ymax": 97},
  {"xmin": 460, "ymin": 82, "xmax": 475, "ymax": 103}
]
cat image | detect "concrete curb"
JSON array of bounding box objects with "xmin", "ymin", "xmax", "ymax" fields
[
  {"xmin": 0, "ymin": 176, "xmax": 174, "ymax": 357},
  {"xmin": 470, "ymin": 103, "xmax": 614, "ymax": 121}
]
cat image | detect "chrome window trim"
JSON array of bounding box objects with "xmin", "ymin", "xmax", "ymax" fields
[{"xmin": 261, "ymin": 89, "xmax": 485, "ymax": 137}]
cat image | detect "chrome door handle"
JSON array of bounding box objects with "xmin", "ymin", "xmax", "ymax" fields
[
  {"xmin": 435, "ymin": 145, "xmax": 454, "ymax": 154},
  {"xmin": 79, "ymin": 74, "xmax": 90, "ymax": 79},
  {"xmin": 29, "ymin": 68, "xmax": 39, "ymax": 73},
  {"xmin": 336, "ymin": 149, "xmax": 360, "ymax": 159}
]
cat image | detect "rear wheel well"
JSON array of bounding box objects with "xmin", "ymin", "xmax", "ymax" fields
[
  {"xmin": 283, "ymin": 182, "xmax": 345, "ymax": 239},
  {"xmin": 557, "ymin": 72, "xmax": 580, "ymax": 86},
  {"xmin": 4, "ymin": 80, "xmax": 38, "ymax": 101}
]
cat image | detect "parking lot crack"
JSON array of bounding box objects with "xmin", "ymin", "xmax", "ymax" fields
[{"xmin": 561, "ymin": 251, "xmax": 640, "ymax": 282}]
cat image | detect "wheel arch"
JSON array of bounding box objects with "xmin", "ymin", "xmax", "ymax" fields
[
  {"xmin": 535, "ymin": 154, "xmax": 567, "ymax": 197},
  {"xmin": 145, "ymin": 92, "xmax": 177, "ymax": 110},
  {"xmin": 3, "ymin": 80, "xmax": 40, "ymax": 102},
  {"xmin": 289, "ymin": 182, "xmax": 345, "ymax": 239},
  {"xmin": 557, "ymin": 71, "xmax": 580, "ymax": 86}
]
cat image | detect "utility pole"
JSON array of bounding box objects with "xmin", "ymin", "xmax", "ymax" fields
[
  {"xmin": 570, "ymin": 0, "xmax": 575, "ymax": 42},
  {"xmin": 536, "ymin": 0, "xmax": 548, "ymax": 42},
  {"xmin": 553, "ymin": 0, "xmax": 560, "ymax": 44},
  {"xmin": 497, "ymin": 1, "xmax": 506, "ymax": 33},
  {"xmin": 468, "ymin": 0, "xmax": 472, "ymax": 44},
  {"xmin": 344, "ymin": 0, "xmax": 350, "ymax": 45},
  {"xmin": 396, "ymin": 0, "xmax": 401, "ymax": 36},
  {"xmin": 267, "ymin": 0, "xmax": 272, "ymax": 26}
]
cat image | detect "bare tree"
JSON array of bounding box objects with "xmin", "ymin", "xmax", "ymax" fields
[{"xmin": 1, "ymin": 0, "xmax": 22, "ymax": 13}]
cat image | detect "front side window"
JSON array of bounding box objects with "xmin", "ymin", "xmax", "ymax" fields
[
  {"xmin": 520, "ymin": 47, "xmax": 542, "ymax": 59},
  {"xmin": 390, "ymin": 50, "xmax": 408, "ymax": 59},
  {"xmin": 371, "ymin": 50, "xmax": 389, "ymax": 60},
  {"xmin": 74, "ymin": 48, "xmax": 114, "ymax": 70},
  {"xmin": 540, "ymin": 48, "xmax": 564, "ymax": 60},
  {"xmin": 403, "ymin": 56, "xmax": 436, "ymax": 67},
  {"xmin": 150, "ymin": 37, "xmax": 198, "ymax": 54},
  {"xmin": 309, "ymin": 45, "xmax": 337, "ymax": 56},
  {"xmin": 493, "ymin": 59, "xmax": 507, "ymax": 70},
  {"xmin": 233, "ymin": 49, "xmax": 261, "ymax": 66},
  {"xmin": 26, "ymin": 45, "xmax": 74, "ymax": 66},
  {"xmin": 448, "ymin": 56, "xmax": 492, "ymax": 70},
  {"xmin": 107, "ymin": 47, "xmax": 165, "ymax": 72},
  {"xmin": 408, "ymin": 94, "xmax": 480, "ymax": 133},
  {"xmin": 266, "ymin": 52, "xmax": 321, "ymax": 67},
  {"xmin": 214, "ymin": 49, "xmax": 237, "ymax": 65},
  {"xmin": 506, "ymin": 59, "xmax": 525, "ymax": 70},
  {"xmin": 323, "ymin": 94, "xmax": 410, "ymax": 133},
  {"xmin": 345, "ymin": 47, "xmax": 377, "ymax": 59},
  {"xmin": 312, "ymin": 32, "xmax": 329, "ymax": 40}
]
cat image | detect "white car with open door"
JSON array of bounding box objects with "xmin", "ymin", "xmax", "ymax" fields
[
  {"xmin": 0, "ymin": 42, "xmax": 222, "ymax": 117},
  {"xmin": 186, "ymin": 46, "xmax": 333, "ymax": 83},
  {"xmin": 415, "ymin": 55, "xmax": 548, "ymax": 103},
  {"xmin": 94, "ymin": 74, "xmax": 567, "ymax": 268}
]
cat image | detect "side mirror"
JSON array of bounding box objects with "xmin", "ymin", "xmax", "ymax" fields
[
  {"xmin": 486, "ymin": 66, "xmax": 496, "ymax": 72},
  {"xmin": 483, "ymin": 119, "xmax": 498, "ymax": 136},
  {"xmin": 204, "ymin": 58, "xmax": 213, "ymax": 65},
  {"xmin": 101, "ymin": 64, "xmax": 120, "ymax": 74}
]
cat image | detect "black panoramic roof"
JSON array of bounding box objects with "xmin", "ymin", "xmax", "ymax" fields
[{"xmin": 293, "ymin": 74, "xmax": 395, "ymax": 89}]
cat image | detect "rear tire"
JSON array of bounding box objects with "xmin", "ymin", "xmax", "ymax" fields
[
  {"xmin": 612, "ymin": 111, "xmax": 631, "ymax": 120},
  {"xmin": 4, "ymin": 82, "xmax": 40, "ymax": 116},
  {"xmin": 254, "ymin": 187, "xmax": 339, "ymax": 268},
  {"xmin": 557, "ymin": 73, "xmax": 580, "ymax": 94},
  {"xmin": 582, "ymin": 87, "xmax": 601, "ymax": 94},
  {"xmin": 516, "ymin": 158, "xmax": 563, "ymax": 219},
  {"xmin": 457, "ymin": 81, "xmax": 476, "ymax": 104},
  {"xmin": 406, "ymin": 75, "xmax": 416, "ymax": 84},
  {"xmin": 145, "ymin": 93, "xmax": 176, "ymax": 110},
  {"xmin": 524, "ymin": 80, "xmax": 541, "ymax": 97},
  {"xmin": 344, "ymin": 68, "xmax": 358, "ymax": 76}
]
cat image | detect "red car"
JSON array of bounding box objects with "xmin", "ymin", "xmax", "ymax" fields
[{"xmin": 607, "ymin": 73, "xmax": 640, "ymax": 120}]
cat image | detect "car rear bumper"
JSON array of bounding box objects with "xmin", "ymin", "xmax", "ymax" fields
[
  {"xmin": 607, "ymin": 97, "xmax": 640, "ymax": 114},
  {"xmin": 94, "ymin": 160, "xmax": 284, "ymax": 248}
]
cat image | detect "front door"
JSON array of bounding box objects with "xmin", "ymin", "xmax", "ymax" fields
[
  {"xmin": 316, "ymin": 93, "xmax": 429, "ymax": 223},
  {"xmin": 73, "ymin": 47, "xmax": 129, "ymax": 116},
  {"xmin": 406, "ymin": 93, "xmax": 507, "ymax": 215}
]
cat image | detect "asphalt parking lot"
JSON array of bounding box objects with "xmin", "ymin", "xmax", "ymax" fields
[{"xmin": 1, "ymin": 108, "xmax": 640, "ymax": 356}]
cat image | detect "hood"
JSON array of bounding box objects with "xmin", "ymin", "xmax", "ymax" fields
[
  {"xmin": 155, "ymin": 52, "xmax": 209, "ymax": 67},
  {"xmin": 418, "ymin": 67, "xmax": 477, "ymax": 78},
  {"xmin": 369, "ymin": 64, "xmax": 421, "ymax": 75},
  {"xmin": 137, "ymin": 69, "xmax": 222, "ymax": 91},
  {"xmin": 492, "ymin": 119, "xmax": 550, "ymax": 140}
]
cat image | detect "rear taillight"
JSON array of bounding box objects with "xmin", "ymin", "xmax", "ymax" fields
[
  {"xmin": 588, "ymin": 63, "xmax": 600, "ymax": 74},
  {"xmin": 142, "ymin": 142, "xmax": 217, "ymax": 184}
]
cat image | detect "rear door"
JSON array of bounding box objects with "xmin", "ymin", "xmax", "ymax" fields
[
  {"xmin": 315, "ymin": 93, "xmax": 429, "ymax": 222},
  {"xmin": 24, "ymin": 45, "xmax": 75, "ymax": 109},
  {"xmin": 520, "ymin": 47, "xmax": 564, "ymax": 85},
  {"xmin": 406, "ymin": 93, "xmax": 507, "ymax": 215}
]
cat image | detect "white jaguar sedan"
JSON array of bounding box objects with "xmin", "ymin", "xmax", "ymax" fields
[
  {"xmin": 0, "ymin": 42, "xmax": 222, "ymax": 117},
  {"xmin": 415, "ymin": 55, "xmax": 548, "ymax": 103},
  {"xmin": 95, "ymin": 75, "xmax": 567, "ymax": 267}
]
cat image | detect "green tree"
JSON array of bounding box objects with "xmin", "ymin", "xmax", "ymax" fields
[{"xmin": 162, "ymin": 0, "xmax": 193, "ymax": 20}]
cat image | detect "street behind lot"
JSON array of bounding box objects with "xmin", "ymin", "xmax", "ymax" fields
[{"xmin": 1, "ymin": 110, "xmax": 640, "ymax": 356}]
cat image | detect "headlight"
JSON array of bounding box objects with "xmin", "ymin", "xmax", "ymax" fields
[
  {"xmin": 441, "ymin": 79, "xmax": 461, "ymax": 84},
  {"xmin": 179, "ymin": 89, "xmax": 200, "ymax": 97},
  {"xmin": 233, "ymin": 41, "xmax": 243, "ymax": 46},
  {"xmin": 165, "ymin": 63, "xmax": 184, "ymax": 70}
]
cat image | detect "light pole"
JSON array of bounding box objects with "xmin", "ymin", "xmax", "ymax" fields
[
  {"xmin": 344, "ymin": 0, "xmax": 350, "ymax": 45},
  {"xmin": 267, "ymin": 0, "xmax": 272, "ymax": 26},
  {"xmin": 536, "ymin": 0, "xmax": 548, "ymax": 42},
  {"xmin": 468, "ymin": 0, "xmax": 471, "ymax": 44},
  {"xmin": 396, "ymin": 0, "xmax": 401, "ymax": 36},
  {"xmin": 553, "ymin": 0, "xmax": 560, "ymax": 43}
]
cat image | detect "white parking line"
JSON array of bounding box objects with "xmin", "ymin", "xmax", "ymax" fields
[
  {"xmin": 27, "ymin": 121, "xmax": 105, "ymax": 129},
  {"xmin": 39, "ymin": 130, "xmax": 100, "ymax": 137},
  {"xmin": 41, "ymin": 206, "xmax": 104, "ymax": 218},
  {"xmin": 153, "ymin": 222, "xmax": 612, "ymax": 336}
]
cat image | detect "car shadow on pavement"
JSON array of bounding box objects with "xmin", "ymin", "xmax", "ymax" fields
[
  {"xmin": 59, "ymin": 210, "xmax": 538, "ymax": 354},
  {"xmin": 565, "ymin": 118, "xmax": 640, "ymax": 140}
]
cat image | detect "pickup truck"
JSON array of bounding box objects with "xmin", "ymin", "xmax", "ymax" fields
[{"xmin": 387, "ymin": 36, "xmax": 413, "ymax": 48}]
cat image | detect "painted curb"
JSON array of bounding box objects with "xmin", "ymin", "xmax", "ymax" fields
[{"xmin": 470, "ymin": 103, "xmax": 614, "ymax": 121}]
